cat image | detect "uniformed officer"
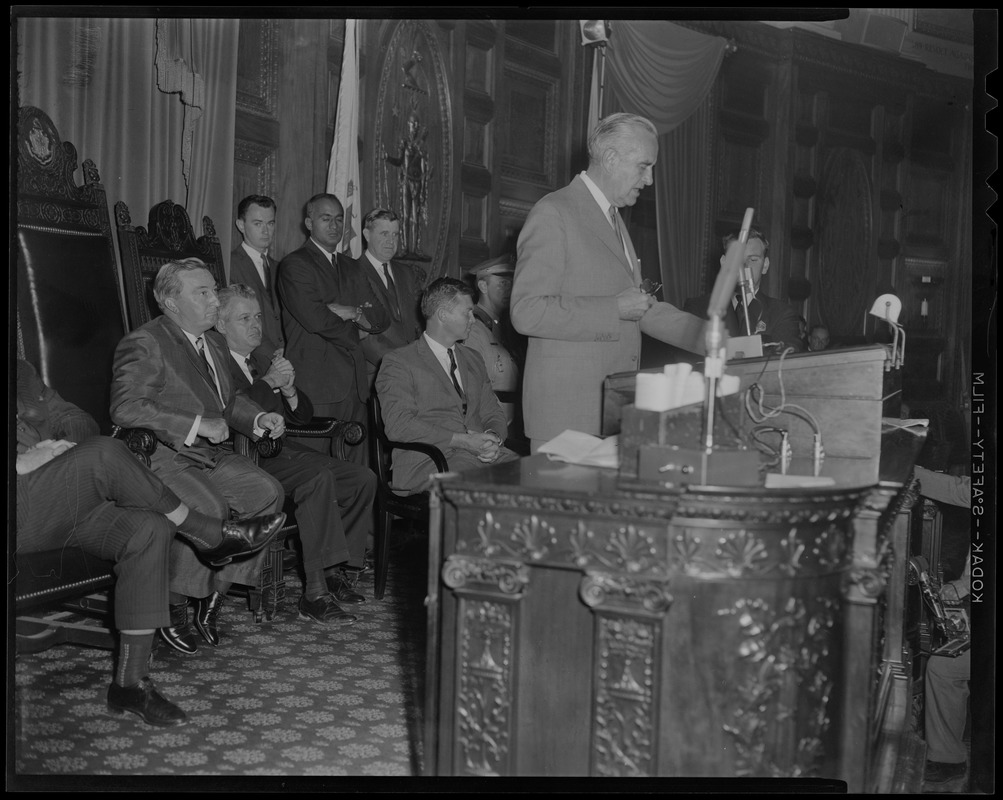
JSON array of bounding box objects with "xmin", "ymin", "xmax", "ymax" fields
[{"xmin": 463, "ymin": 254, "xmax": 526, "ymax": 449}]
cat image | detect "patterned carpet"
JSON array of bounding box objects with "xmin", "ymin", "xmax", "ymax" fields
[{"xmin": 10, "ymin": 533, "xmax": 430, "ymax": 789}]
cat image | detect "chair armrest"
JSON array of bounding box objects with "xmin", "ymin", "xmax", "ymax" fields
[
  {"xmin": 384, "ymin": 437, "xmax": 449, "ymax": 474},
  {"xmin": 287, "ymin": 417, "xmax": 366, "ymax": 462},
  {"xmin": 231, "ymin": 431, "xmax": 281, "ymax": 462},
  {"xmin": 111, "ymin": 426, "xmax": 158, "ymax": 467}
]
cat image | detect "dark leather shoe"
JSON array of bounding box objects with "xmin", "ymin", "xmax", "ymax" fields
[
  {"xmin": 159, "ymin": 603, "xmax": 198, "ymax": 655},
  {"xmin": 298, "ymin": 594, "xmax": 357, "ymax": 626},
  {"xmin": 198, "ymin": 512, "xmax": 286, "ymax": 567},
  {"xmin": 326, "ymin": 570, "xmax": 366, "ymax": 604},
  {"xmin": 108, "ymin": 677, "xmax": 186, "ymax": 726},
  {"xmin": 194, "ymin": 591, "xmax": 225, "ymax": 646}
]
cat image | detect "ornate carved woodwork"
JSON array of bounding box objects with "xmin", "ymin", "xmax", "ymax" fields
[{"xmin": 373, "ymin": 19, "xmax": 453, "ymax": 282}]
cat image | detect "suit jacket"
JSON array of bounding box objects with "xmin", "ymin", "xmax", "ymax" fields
[
  {"xmin": 375, "ymin": 336, "xmax": 508, "ymax": 492},
  {"xmin": 229, "ymin": 244, "xmax": 285, "ymax": 360},
  {"xmin": 510, "ymin": 174, "xmax": 706, "ymax": 441},
  {"xmin": 341, "ymin": 254, "xmax": 424, "ymax": 374},
  {"xmin": 223, "ymin": 349, "xmax": 314, "ymax": 427},
  {"xmin": 683, "ymin": 291, "xmax": 806, "ymax": 353},
  {"xmin": 277, "ymin": 240, "xmax": 372, "ymax": 406},
  {"xmin": 110, "ymin": 315, "xmax": 264, "ymax": 454}
]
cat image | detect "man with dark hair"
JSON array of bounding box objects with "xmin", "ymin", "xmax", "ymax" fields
[
  {"xmin": 17, "ymin": 358, "xmax": 284, "ymax": 725},
  {"xmin": 277, "ymin": 194, "xmax": 389, "ymax": 464},
  {"xmin": 341, "ymin": 207, "xmax": 425, "ymax": 389},
  {"xmin": 111, "ymin": 258, "xmax": 288, "ymax": 654},
  {"xmin": 376, "ymin": 277, "xmax": 519, "ymax": 493},
  {"xmin": 229, "ymin": 195, "xmax": 284, "ymax": 360},
  {"xmin": 215, "ymin": 284, "xmax": 377, "ymax": 623},
  {"xmin": 684, "ymin": 228, "xmax": 806, "ymax": 354},
  {"xmin": 511, "ymin": 112, "xmax": 707, "ymax": 452}
]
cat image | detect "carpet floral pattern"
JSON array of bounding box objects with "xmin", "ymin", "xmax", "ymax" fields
[{"xmin": 12, "ymin": 539, "xmax": 428, "ymax": 780}]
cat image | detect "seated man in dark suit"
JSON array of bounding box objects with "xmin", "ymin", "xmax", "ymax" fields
[
  {"xmin": 111, "ymin": 258, "xmax": 289, "ymax": 655},
  {"xmin": 684, "ymin": 228, "xmax": 805, "ymax": 353},
  {"xmin": 215, "ymin": 284, "xmax": 379, "ymax": 623},
  {"xmin": 229, "ymin": 194, "xmax": 284, "ymax": 361},
  {"xmin": 16, "ymin": 359, "xmax": 283, "ymax": 726},
  {"xmin": 375, "ymin": 277, "xmax": 520, "ymax": 494}
]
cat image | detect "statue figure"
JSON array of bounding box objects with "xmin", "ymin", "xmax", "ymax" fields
[{"xmin": 385, "ymin": 112, "xmax": 431, "ymax": 258}]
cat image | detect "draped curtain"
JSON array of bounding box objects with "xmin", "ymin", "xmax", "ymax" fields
[
  {"xmin": 16, "ymin": 17, "xmax": 238, "ymax": 258},
  {"xmin": 603, "ymin": 21, "xmax": 727, "ymax": 306}
]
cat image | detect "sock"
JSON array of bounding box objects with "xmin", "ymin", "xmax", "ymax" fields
[
  {"xmin": 305, "ymin": 568, "xmax": 327, "ymax": 600},
  {"xmin": 175, "ymin": 509, "xmax": 223, "ymax": 548},
  {"xmin": 115, "ymin": 632, "xmax": 154, "ymax": 688}
]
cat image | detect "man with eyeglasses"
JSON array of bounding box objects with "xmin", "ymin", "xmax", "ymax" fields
[{"xmin": 684, "ymin": 228, "xmax": 806, "ymax": 353}]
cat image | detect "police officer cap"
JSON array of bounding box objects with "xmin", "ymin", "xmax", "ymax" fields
[{"xmin": 466, "ymin": 254, "xmax": 514, "ymax": 280}]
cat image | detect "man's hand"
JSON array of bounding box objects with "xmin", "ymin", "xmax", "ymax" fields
[
  {"xmin": 616, "ymin": 287, "xmax": 654, "ymax": 321},
  {"xmin": 262, "ymin": 354, "xmax": 296, "ymax": 390},
  {"xmin": 452, "ymin": 431, "xmax": 503, "ymax": 462},
  {"xmin": 259, "ymin": 412, "xmax": 286, "ymax": 439},
  {"xmin": 198, "ymin": 418, "xmax": 230, "ymax": 444},
  {"xmin": 327, "ymin": 302, "xmax": 360, "ymax": 321},
  {"xmin": 15, "ymin": 439, "xmax": 76, "ymax": 475}
]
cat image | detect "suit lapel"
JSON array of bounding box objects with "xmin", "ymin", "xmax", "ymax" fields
[
  {"xmin": 571, "ymin": 176, "xmax": 636, "ymax": 281},
  {"xmin": 416, "ymin": 337, "xmax": 464, "ymax": 412},
  {"xmin": 159, "ymin": 317, "xmax": 222, "ymax": 407}
]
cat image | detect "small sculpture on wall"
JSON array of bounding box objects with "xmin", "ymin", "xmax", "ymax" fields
[{"xmin": 385, "ymin": 111, "xmax": 432, "ymax": 259}]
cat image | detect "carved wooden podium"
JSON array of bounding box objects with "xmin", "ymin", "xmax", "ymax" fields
[{"xmin": 424, "ymin": 346, "xmax": 925, "ymax": 790}]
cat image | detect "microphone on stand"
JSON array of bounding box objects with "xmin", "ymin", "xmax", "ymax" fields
[{"xmin": 702, "ymin": 208, "xmax": 754, "ymax": 460}]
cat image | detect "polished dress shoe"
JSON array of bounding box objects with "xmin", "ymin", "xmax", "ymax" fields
[
  {"xmin": 159, "ymin": 602, "xmax": 198, "ymax": 655},
  {"xmin": 197, "ymin": 512, "xmax": 286, "ymax": 567},
  {"xmin": 298, "ymin": 593, "xmax": 358, "ymax": 626},
  {"xmin": 108, "ymin": 677, "xmax": 187, "ymax": 726},
  {"xmin": 326, "ymin": 570, "xmax": 366, "ymax": 604},
  {"xmin": 194, "ymin": 591, "xmax": 225, "ymax": 646}
]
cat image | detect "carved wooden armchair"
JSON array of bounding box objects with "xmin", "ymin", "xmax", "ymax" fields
[
  {"xmin": 368, "ymin": 394, "xmax": 448, "ymax": 599},
  {"xmin": 14, "ymin": 106, "xmax": 123, "ymax": 652},
  {"xmin": 114, "ymin": 199, "xmax": 365, "ymax": 620}
]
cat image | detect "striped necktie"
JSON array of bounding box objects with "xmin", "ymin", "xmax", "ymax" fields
[
  {"xmin": 447, "ymin": 348, "xmax": 467, "ymax": 415},
  {"xmin": 196, "ymin": 336, "xmax": 223, "ymax": 403}
]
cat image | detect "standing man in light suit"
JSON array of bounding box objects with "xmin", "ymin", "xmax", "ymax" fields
[
  {"xmin": 229, "ymin": 195, "xmax": 285, "ymax": 361},
  {"xmin": 511, "ymin": 112, "xmax": 708, "ymax": 452}
]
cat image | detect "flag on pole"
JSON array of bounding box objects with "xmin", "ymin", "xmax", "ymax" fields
[{"xmin": 327, "ymin": 19, "xmax": 362, "ymax": 258}]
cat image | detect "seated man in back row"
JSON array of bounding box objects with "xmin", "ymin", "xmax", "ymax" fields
[
  {"xmin": 375, "ymin": 277, "xmax": 520, "ymax": 493},
  {"xmin": 684, "ymin": 228, "xmax": 805, "ymax": 354},
  {"xmin": 215, "ymin": 284, "xmax": 377, "ymax": 625}
]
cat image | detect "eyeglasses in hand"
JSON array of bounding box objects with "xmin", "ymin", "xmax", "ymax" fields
[{"xmin": 640, "ymin": 279, "xmax": 662, "ymax": 299}]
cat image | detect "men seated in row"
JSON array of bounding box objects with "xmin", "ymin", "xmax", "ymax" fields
[
  {"xmin": 376, "ymin": 277, "xmax": 519, "ymax": 494},
  {"xmin": 214, "ymin": 284, "xmax": 376, "ymax": 625},
  {"xmin": 683, "ymin": 228, "xmax": 805, "ymax": 354},
  {"xmin": 110, "ymin": 258, "xmax": 290, "ymax": 654},
  {"xmin": 16, "ymin": 359, "xmax": 283, "ymax": 726}
]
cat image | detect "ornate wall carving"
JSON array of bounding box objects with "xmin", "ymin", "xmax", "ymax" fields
[{"xmin": 374, "ymin": 20, "xmax": 453, "ymax": 282}]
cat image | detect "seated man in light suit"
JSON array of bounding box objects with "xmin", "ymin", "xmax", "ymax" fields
[
  {"xmin": 111, "ymin": 258, "xmax": 288, "ymax": 655},
  {"xmin": 683, "ymin": 228, "xmax": 806, "ymax": 353},
  {"xmin": 215, "ymin": 284, "xmax": 379, "ymax": 625},
  {"xmin": 229, "ymin": 194, "xmax": 284, "ymax": 361},
  {"xmin": 16, "ymin": 359, "xmax": 283, "ymax": 726},
  {"xmin": 375, "ymin": 277, "xmax": 519, "ymax": 494}
]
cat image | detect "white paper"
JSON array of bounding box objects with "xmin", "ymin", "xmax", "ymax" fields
[{"xmin": 538, "ymin": 430, "xmax": 619, "ymax": 468}]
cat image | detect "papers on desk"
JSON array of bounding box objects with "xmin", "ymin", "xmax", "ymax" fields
[
  {"xmin": 765, "ymin": 473, "xmax": 836, "ymax": 489},
  {"xmin": 538, "ymin": 430, "xmax": 619, "ymax": 469}
]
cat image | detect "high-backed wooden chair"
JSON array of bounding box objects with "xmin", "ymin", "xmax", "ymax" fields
[
  {"xmin": 368, "ymin": 394, "xmax": 448, "ymax": 599},
  {"xmin": 14, "ymin": 106, "xmax": 123, "ymax": 652},
  {"xmin": 114, "ymin": 199, "xmax": 365, "ymax": 620}
]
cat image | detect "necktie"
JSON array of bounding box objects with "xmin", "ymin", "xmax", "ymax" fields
[
  {"xmin": 196, "ymin": 336, "xmax": 223, "ymax": 402},
  {"xmin": 383, "ymin": 263, "xmax": 401, "ymax": 320},
  {"xmin": 245, "ymin": 356, "xmax": 259, "ymax": 380},
  {"xmin": 261, "ymin": 254, "xmax": 275, "ymax": 304},
  {"xmin": 610, "ymin": 207, "xmax": 631, "ymax": 271},
  {"xmin": 447, "ymin": 348, "xmax": 467, "ymax": 415}
]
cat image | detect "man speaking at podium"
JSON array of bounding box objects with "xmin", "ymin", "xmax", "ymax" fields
[{"xmin": 511, "ymin": 113, "xmax": 707, "ymax": 453}]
